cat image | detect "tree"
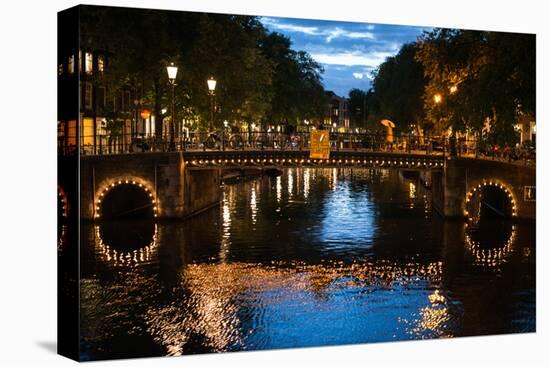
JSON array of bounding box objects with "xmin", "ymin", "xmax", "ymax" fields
[
  {"xmin": 415, "ymin": 28, "xmax": 535, "ymax": 145},
  {"xmin": 368, "ymin": 43, "xmax": 426, "ymax": 132},
  {"xmin": 79, "ymin": 6, "xmax": 326, "ymax": 135},
  {"xmin": 259, "ymin": 32, "xmax": 325, "ymax": 127},
  {"xmin": 80, "ymin": 7, "xmax": 194, "ymax": 138},
  {"xmin": 181, "ymin": 14, "xmax": 273, "ymax": 128},
  {"xmin": 347, "ymin": 89, "xmax": 368, "ymax": 128}
]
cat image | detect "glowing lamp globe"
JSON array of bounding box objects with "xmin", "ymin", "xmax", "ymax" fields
[
  {"xmin": 166, "ymin": 63, "xmax": 178, "ymax": 81},
  {"xmin": 207, "ymin": 77, "xmax": 217, "ymax": 92}
]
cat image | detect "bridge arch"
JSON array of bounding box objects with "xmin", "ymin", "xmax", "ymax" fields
[
  {"xmin": 464, "ymin": 180, "xmax": 517, "ymax": 220},
  {"xmin": 94, "ymin": 177, "xmax": 159, "ymax": 220}
]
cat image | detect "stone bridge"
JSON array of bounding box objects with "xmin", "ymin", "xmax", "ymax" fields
[
  {"xmin": 432, "ymin": 157, "xmax": 535, "ymax": 220},
  {"xmin": 61, "ymin": 149, "xmax": 534, "ymax": 221}
]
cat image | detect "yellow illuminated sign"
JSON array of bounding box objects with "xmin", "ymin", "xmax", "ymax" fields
[{"xmin": 310, "ymin": 130, "xmax": 330, "ymax": 159}]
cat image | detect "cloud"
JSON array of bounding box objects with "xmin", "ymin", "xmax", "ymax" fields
[
  {"xmin": 326, "ymin": 28, "xmax": 375, "ymax": 42},
  {"xmin": 310, "ymin": 51, "xmax": 393, "ymax": 67},
  {"xmin": 325, "ymin": 28, "xmax": 345, "ymax": 42},
  {"xmin": 345, "ymin": 31, "xmax": 376, "ymax": 39},
  {"xmin": 259, "ymin": 17, "xmax": 428, "ymax": 96},
  {"xmin": 261, "ymin": 17, "xmax": 320, "ymax": 35},
  {"xmin": 352, "ymin": 69, "xmax": 375, "ymax": 80},
  {"xmin": 261, "ymin": 18, "xmax": 376, "ymax": 43}
]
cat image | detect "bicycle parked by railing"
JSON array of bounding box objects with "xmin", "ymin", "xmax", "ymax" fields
[
  {"xmin": 272, "ymin": 133, "xmax": 301, "ymax": 150},
  {"xmin": 252, "ymin": 133, "xmax": 270, "ymax": 149},
  {"xmin": 203, "ymin": 130, "xmax": 244, "ymax": 150}
]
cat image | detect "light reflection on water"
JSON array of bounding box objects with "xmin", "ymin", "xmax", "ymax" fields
[
  {"xmin": 144, "ymin": 260, "xmax": 448, "ymax": 355},
  {"xmin": 78, "ymin": 168, "xmax": 535, "ymax": 361}
]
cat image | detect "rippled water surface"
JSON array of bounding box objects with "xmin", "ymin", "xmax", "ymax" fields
[{"xmin": 74, "ymin": 168, "xmax": 535, "ymax": 360}]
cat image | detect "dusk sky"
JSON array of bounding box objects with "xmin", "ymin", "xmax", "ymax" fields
[{"xmin": 260, "ymin": 17, "xmax": 432, "ymax": 97}]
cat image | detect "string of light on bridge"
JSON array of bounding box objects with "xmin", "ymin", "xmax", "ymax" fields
[
  {"xmin": 464, "ymin": 180, "xmax": 518, "ymax": 218},
  {"xmin": 184, "ymin": 157, "xmax": 444, "ymax": 168},
  {"xmin": 95, "ymin": 179, "xmax": 159, "ymax": 219}
]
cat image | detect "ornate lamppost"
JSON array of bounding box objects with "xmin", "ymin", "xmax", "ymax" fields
[
  {"xmin": 166, "ymin": 62, "xmax": 178, "ymax": 150},
  {"xmin": 207, "ymin": 76, "xmax": 217, "ymax": 131}
]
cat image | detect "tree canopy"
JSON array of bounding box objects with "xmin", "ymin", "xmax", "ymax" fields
[
  {"xmin": 366, "ymin": 43, "xmax": 426, "ymax": 131},
  {"xmin": 362, "ymin": 29, "xmax": 535, "ymax": 145},
  {"xmin": 415, "ymin": 29, "xmax": 535, "ymax": 144},
  {"xmin": 347, "ymin": 88, "xmax": 372, "ymax": 129},
  {"xmin": 79, "ymin": 6, "xmax": 326, "ymax": 130},
  {"xmin": 79, "ymin": 6, "xmax": 536, "ymax": 145}
]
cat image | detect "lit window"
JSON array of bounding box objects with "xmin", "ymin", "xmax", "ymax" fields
[
  {"xmin": 85, "ymin": 52, "xmax": 93, "ymax": 74},
  {"xmin": 79, "ymin": 50, "xmax": 82, "ymax": 71},
  {"xmin": 81, "ymin": 118, "xmax": 94, "ymax": 146},
  {"xmin": 68, "ymin": 55, "xmax": 74, "ymax": 74},
  {"xmin": 57, "ymin": 121, "xmax": 65, "ymax": 137},
  {"xmin": 98, "ymin": 55, "xmax": 104, "ymax": 72},
  {"xmin": 85, "ymin": 82, "xmax": 93, "ymax": 109},
  {"xmin": 67, "ymin": 120, "xmax": 77, "ymax": 147}
]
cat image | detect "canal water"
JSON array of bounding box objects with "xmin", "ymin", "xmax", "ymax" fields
[{"xmin": 74, "ymin": 168, "xmax": 535, "ymax": 360}]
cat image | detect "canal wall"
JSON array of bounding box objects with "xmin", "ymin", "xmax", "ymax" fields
[
  {"xmin": 181, "ymin": 167, "xmax": 221, "ymax": 218},
  {"xmin": 80, "ymin": 153, "xmax": 221, "ymax": 220}
]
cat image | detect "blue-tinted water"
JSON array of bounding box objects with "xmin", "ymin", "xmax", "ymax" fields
[{"xmin": 74, "ymin": 168, "xmax": 535, "ymax": 360}]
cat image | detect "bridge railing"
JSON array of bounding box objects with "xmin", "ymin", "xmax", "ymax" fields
[
  {"xmin": 68, "ymin": 130, "xmax": 534, "ymax": 165},
  {"xmin": 73, "ymin": 131, "xmax": 454, "ymax": 156}
]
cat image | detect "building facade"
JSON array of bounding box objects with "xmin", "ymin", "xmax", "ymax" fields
[
  {"xmin": 58, "ymin": 49, "xmax": 156, "ymax": 154},
  {"xmin": 323, "ymin": 91, "xmax": 350, "ymax": 131}
]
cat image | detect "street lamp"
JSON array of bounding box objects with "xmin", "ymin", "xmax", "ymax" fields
[
  {"xmin": 434, "ymin": 93, "xmax": 442, "ymax": 104},
  {"xmin": 223, "ymin": 120, "xmax": 228, "ymax": 128},
  {"xmin": 140, "ymin": 109, "xmax": 151, "ymax": 136},
  {"xmin": 166, "ymin": 62, "xmax": 178, "ymax": 150},
  {"xmin": 140, "ymin": 108, "xmax": 151, "ymax": 136},
  {"xmin": 207, "ymin": 76, "xmax": 217, "ymax": 130},
  {"xmin": 140, "ymin": 109, "xmax": 151, "ymax": 120}
]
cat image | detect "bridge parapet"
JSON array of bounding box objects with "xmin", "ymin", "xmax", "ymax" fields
[
  {"xmin": 432, "ymin": 157, "xmax": 535, "ymax": 220},
  {"xmin": 180, "ymin": 150, "xmax": 445, "ymax": 170}
]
